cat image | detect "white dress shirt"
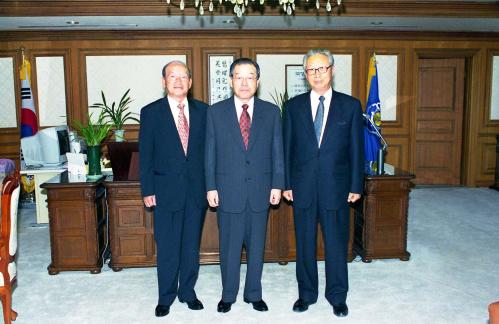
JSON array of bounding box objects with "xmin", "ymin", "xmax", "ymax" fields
[
  {"xmin": 167, "ymin": 96, "xmax": 190, "ymax": 128},
  {"xmin": 234, "ymin": 96, "xmax": 255, "ymax": 121},
  {"xmin": 310, "ymin": 88, "xmax": 332, "ymax": 145}
]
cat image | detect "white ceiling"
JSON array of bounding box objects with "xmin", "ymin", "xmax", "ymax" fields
[{"xmin": 0, "ymin": 15, "xmax": 498, "ymax": 32}]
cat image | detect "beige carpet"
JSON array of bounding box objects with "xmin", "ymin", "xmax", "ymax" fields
[{"xmin": 7, "ymin": 187, "xmax": 499, "ymax": 323}]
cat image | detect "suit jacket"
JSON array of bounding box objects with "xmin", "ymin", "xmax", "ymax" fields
[
  {"xmin": 205, "ymin": 96, "xmax": 285, "ymax": 213},
  {"xmin": 283, "ymin": 90, "xmax": 364, "ymax": 210},
  {"xmin": 139, "ymin": 97, "xmax": 208, "ymax": 212}
]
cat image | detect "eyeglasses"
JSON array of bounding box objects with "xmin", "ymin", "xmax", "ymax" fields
[
  {"xmin": 168, "ymin": 74, "xmax": 190, "ymax": 80},
  {"xmin": 305, "ymin": 65, "xmax": 332, "ymax": 75},
  {"xmin": 232, "ymin": 75, "xmax": 257, "ymax": 83}
]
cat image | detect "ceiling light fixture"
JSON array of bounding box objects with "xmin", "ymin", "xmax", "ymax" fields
[{"xmin": 165, "ymin": 0, "xmax": 342, "ymax": 17}]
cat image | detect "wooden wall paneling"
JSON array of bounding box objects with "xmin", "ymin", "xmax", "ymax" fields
[
  {"xmin": 77, "ymin": 46, "xmax": 193, "ymax": 141},
  {"xmin": 403, "ymin": 47, "xmax": 415, "ymax": 174},
  {"xmin": 251, "ymin": 45, "xmax": 361, "ymax": 99},
  {"xmin": 366, "ymin": 47, "xmax": 407, "ymax": 131},
  {"xmin": 363, "ymin": 46, "xmax": 411, "ymax": 174},
  {"xmin": 383, "ymin": 135, "xmax": 409, "ymax": 171},
  {"xmin": 0, "ymin": 50, "xmax": 20, "ymax": 128},
  {"xmin": 475, "ymin": 135, "xmax": 498, "ymax": 187},
  {"xmin": 479, "ymin": 49, "xmax": 499, "ymax": 186},
  {"xmin": 250, "ymin": 46, "xmax": 316, "ymax": 57},
  {"xmin": 480, "ymin": 137, "xmax": 498, "ymax": 175},
  {"xmin": 357, "ymin": 45, "xmax": 369, "ymax": 106},
  {"xmin": 2, "ymin": 33, "xmax": 499, "ymax": 185},
  {"xmin": 333, "ymin": 47, "xmax": 361, "ymax": 100},
  {"xmin": 30, "ymin": 48, "xmax": 73, "ymax": 127},
  {"xmin": 461, "ymin": 48, "xmax": 486, "ymax": 186},
  {"xmin": 484, "ymin": 49, "xmax": 499, "ymax": 128},
  {"xmin": 0, "ymin": 131, "xmax": 21, "ymax": 169}
]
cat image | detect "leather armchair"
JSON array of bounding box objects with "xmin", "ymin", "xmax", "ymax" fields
[
  {"xmin": 490, "ymin": 301, "xmax": 499, "ymax": 324},
  {"xmin": 0, "ymin": 172, "xmax": 20, "ymax": 323}
]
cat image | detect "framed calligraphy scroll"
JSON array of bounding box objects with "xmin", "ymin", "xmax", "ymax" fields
[
  {"xmin": 285, "ymin": 64, "xmax": 309, "ymax": 99},
  {"xmin": 208, "ymin": 54, "xmax": 235, "ymax": 105}
]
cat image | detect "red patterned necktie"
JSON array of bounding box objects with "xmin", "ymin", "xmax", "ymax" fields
[
  {"xmin": 177, "ymin": 103, "xmax": 189, "ymax": 155},
  {"xmin": 240, "ymin": 104, "xmax": 251, "ymax": 150}
]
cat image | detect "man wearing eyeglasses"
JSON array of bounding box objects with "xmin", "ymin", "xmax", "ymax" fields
[
  {"xmin": 205, "ymin": 57, "xmax": 284, "ymax": 313},
  {"xmin": 283, "ymin": 49, "xmax": 364, "ymax": 317},
  {"xmin": 139, "ymin": 61, "xmax": 207, "ymax": 317}
]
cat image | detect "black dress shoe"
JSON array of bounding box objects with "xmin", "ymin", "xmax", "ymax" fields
[
  {"xmin": 179, "ymin": 298, "xmax": 204, "ymax": 310},
  {"xmin": 332, "ymin": 303, "xmax": 349, "ymax": 317},
  {"xmin": 293, "ymin": 299, "xmax": 312, "ymax": 312},
  {"xmin": 155, "ymin": 304, "xmax": 170, "ymax": 317},
  {"xmin": 217, "ymin": 300, "xmax": 232, "ymax": 313},
  {"xmin": 243, "ymin": 298, "xmax": 268, "ymax": 312}
]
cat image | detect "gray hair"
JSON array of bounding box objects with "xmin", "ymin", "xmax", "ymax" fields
[
  {"xmin": 303, "ymin": 49, "xmax": 335, "ymax": 69},
  {"xmin": 162, "ymin": 60, "xmax": 192, "ymax": 78}
]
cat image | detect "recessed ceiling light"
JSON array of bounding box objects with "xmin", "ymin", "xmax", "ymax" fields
[
  {"xmin": 371, "ymin": 21, "xmax": 383, "ymax": 26},
  {"xmin": 66, "ymin": 20, "xmax": 80, "ymax": 25},
  {"xmin": 222, "ymin": 19, "xmax": 235, "ymax": 24}
]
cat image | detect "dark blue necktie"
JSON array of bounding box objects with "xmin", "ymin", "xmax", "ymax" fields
[{"xmin": 314, "ymin": 96, "xmax": 325, "ymax": 146}]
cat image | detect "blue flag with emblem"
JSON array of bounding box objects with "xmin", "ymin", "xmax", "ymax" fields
[{"xmin": 364, "ymin": 54, "xmax": 382, "ymax": 174}]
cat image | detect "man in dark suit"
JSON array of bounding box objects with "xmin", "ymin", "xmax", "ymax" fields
[
  {"xmin": 283, "ymin": 49, "xmax": 364, "ymax": 317},
  {"xmin": 139, "ymin": 61, "xmax": 207, "ymax": 317},
  {"xmin": 205, "ymin": 58, "xmax": 284, "ymax": 313}
]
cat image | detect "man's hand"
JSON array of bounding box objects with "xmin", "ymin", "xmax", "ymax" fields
[
  {"xmin": 207, "ymin": 190, "xmax": 219, "ymax": 207},
  {"xmin": 283, "ymin": 190, "xmax": 293, "ymax": 202},
  {"xmin": 347, "ymin": 193, "xmax": 361, "ymax": 203},
  {"xmin": 143, "ymin": 195, "xmax": 156, "ymax": 208},
  {"xmin": 269, "ymin": 189, "xmax": 282, "ymax": 205}
]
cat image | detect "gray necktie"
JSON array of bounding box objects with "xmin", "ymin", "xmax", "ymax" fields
[{"xmin": 314, "ymin": 96, "xmax": 325, "ymax": 146}]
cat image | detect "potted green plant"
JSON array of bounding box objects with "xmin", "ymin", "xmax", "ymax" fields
[
  {"xmin": 270, "ymin": 89, "xmax": 289, "ymax": 117},
  {"xmin": 90, "ymin": 89, "xmax": 139, "ymax": 142},
  {"xmin": 73, "ymin": 111, "xmax": 112, "ymax": 177}
]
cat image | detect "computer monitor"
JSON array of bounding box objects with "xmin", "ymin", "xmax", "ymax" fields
[{"xmin": 21, "ymin": 125, "xmax": 70, "ymax": 167}]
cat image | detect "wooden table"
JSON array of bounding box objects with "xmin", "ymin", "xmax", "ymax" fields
[
  {"xmin": 353, "ymin": 170, "xmax": 414, "ymax": 262},
  {"xmin": 104, "ymin": 179, "xmax": 356, "ymax": 270},
  {"xmin": 41, "ymin": 172, "xmax": 107, "ymax": 274},
  {"xmin": 42, "ymin": 170, "xmax": 414, "ymax": 273},
  {"xmin": 103, "ymin": 178, "xmax": 284, "ymax": 270}
]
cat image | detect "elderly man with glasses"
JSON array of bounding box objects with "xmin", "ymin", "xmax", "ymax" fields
[
  {"xmin": 139, "ymin": 61, "xmax": 208, "ymax": 318},
  {"xmin": 283, "ymin": 48, "xmax": 364, "ymax": 317}
]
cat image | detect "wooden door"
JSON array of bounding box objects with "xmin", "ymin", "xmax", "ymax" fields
[{"xmin": 415, "ymin": 58, "xmax": 465, "ymax": 185}]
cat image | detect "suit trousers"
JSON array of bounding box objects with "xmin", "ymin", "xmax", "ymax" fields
[
  {"xmin": 154, "ymin": 202, "xmax": 206, "ymax": 306},
  {"xmin": 293, "ymin": 198, "xmax": 350, "ymax": 306},
  {"xmin": 217, "ymin": 205, "xmax": 268, "ymax": 303}
]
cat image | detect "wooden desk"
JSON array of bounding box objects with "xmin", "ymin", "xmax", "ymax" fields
[
  {"xmin": 42, "ymin": 172, "xmax": 413, "ymax": 272},
  {"xmin": 104, "ymin": 180, "xmax": 155, "ymax": 271},
  {"xmin": 353, "ymin": 170, "xmax": 414, "ymax": 262},
  {"xmin": 41, "ymin": 172, "xmax": 107, "ymax": 274},
  {"xmin": 104, "ymin": 179, "xmax": 354, "ymax": 269},
  {"xmin": 104, "ymin": 179, "xmax": 283, "ymax": 270}
]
